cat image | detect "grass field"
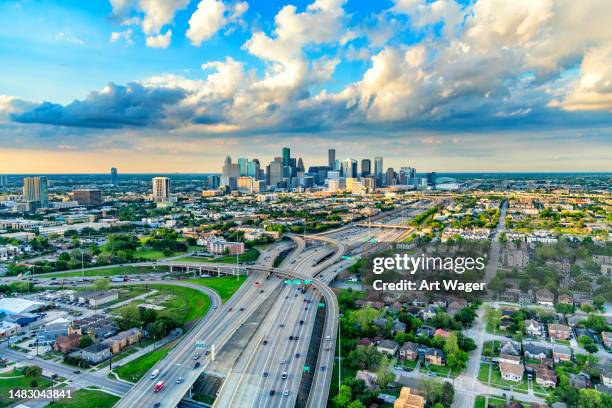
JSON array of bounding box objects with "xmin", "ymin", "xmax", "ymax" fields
[
  {"xmin": 138, "ymin": 284, "xmax": 211, "ymax": 324},
  {"xmin": 113, "ymin": 344, "xmax": 172, "ymax": 382},
  {"xmin": 479, "ymin": 363, "xmax": 491, "ymax": 382},
  {"xmin": 47, "ymin": 388, "xmax": 120, "ymax": 408},
  {"xmin": 490, "ymin": 369, "xmax": 529, "ymax": 393},
  {"xmin": 0, "ymin": 371, "xmax": 52, "ymax": 407},
  {"xmin": 39, "ymin": 265, "xmax": 170, "ymax": 279},
  {"xmin": 187, "ymin": 276, "xmax": 247, "ymax": 303},
  {"xmin": 176, "ymin": 247, "xmax": 260, "ymax": 264}
]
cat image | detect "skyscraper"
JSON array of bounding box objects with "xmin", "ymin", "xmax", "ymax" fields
[
  {"xmin": 221, "ymin": 156, "xmax": 240, "ymax": 189},
  {"xmin": 374, "ymin": 156, "xmax": 384, "ymax": 186},
  {"xmin": 247, "ymin": 159, "xmax": 260, "ymax": 179},
  {"xmin": 23, "ymin": 176, "xmax": 48, "ymax": 208},
  {"xmin": 268, "ymin": 157, "xmax": 284, "ymax": 187},
  {"xmin": 238, "ymin": 158, "xmax": 248, "ymax": 176},
  {"xmin": 282, "ymin": 147, "xmax": 291, "ymax": 166},
  {"xmin": 152, "ymin": 177, "xmax": 171, "ymax": 202},
  {"xmin": 385, "ymin": 168, "xmax": 397, "ymax": 186},
  {"xmin": 328, "ymin": 149, "xmax": 336, "ymax": 169},
  {"xmin": 361, "ymin": 159, "xmax": 371, "ymax": 177},
  {"xmin": 110, "ymin": 167, "xmax": 118, "ymax": 186},
  {"xmin": 297, "ymin": 158, "xmax": 305, "ymax": 172},
  {"xmin": 341, "ymin": 158, "xmax": 358, "ymax": 179},
  {"xmin": 0, "ymin": 175, "xmax": 7, "ymax": 187}
]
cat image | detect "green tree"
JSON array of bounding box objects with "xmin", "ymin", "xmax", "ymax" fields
[
  {"xmin": 334, "ymin": 385, "xmax": 352, "ymax": 408},
  {"xmin": 93, "ymin": 278, "xmax": 110, "ymax": 291},
  {"xmin": 79, "ymin": 335, "xmax": 93, "ymax": 348}
]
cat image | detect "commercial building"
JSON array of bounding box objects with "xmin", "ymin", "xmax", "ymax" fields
[
  {"xmin": 394, "ymin": 387, "xmax": 424, "ymax": 408},
  {"xmin": 23, "ymin": 176, "xmax": 48, "ymax": 209},
  {"xmin": 110, "ymin": 167, "xmax": 118, "ymax": 185},
  {"xmin": 152, "ymin": 177, "xmax": 171, "ymax": 202},
  {"xmin": 71, "ymin": 189, "xmax": 103, "ymax": 206},
  {"xmin": 328, "ymin": 149, "xmax": 335, "ymax": 168},
  {"xmin": 0, "ymin": 298, "xmax": 43, "ymax": 315},
  {"xmin": 374, "ymin": 156, "xmax": 383, "ymax": 186}
]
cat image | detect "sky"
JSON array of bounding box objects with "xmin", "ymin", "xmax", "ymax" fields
[{"xmin": 0, "ymin": 0, "xmax": 611, "ymax": 174}]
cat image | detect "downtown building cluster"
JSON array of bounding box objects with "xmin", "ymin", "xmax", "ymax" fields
[{"xmin": 217, "ymin": 147, "xmax": 436, "ymax": 194}]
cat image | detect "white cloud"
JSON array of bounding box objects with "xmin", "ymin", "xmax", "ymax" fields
[
  {"xmin": 139, "ymin": 0, "xmax": 190, "ymax": 35},
  {"xmin": 110, "ymin": 29, "xmax": 134, "ymax": 45},
  {"xmin": 145, "ymin": 29, "xmax": 172, "ymax": 48},
  {"xmin": 393, "ymin": 0, "xmax": 465, "ymax": 38},
  {"xmin": 186, "ymin": 0, "xmax": 227, "ymax": 46}
]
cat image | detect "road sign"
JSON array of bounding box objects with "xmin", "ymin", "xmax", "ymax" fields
[
  {"xmin": 318, "ymin": 302, "xmax": 325, "ymax": 308},
  {"xmin": 284, "ymin": 279, "xmax": 292, "ymax": 285},
  {"xmin": 303, "ymin": 279, "xmax": 312, "ymax": 285},
  {"xmin": 293, "ymin": 279, "xmax": 302, "ymax": 285},
  {"xmin": 304, "ymin": 365, "xmax": 310, "ymax": 372},
  {"xmin": 195, "ymin": 340, "xmax": 205, "ymax": 350}
]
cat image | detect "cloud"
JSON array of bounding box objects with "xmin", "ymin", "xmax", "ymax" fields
[
  {"xmin": 186, "ymin": 0, "xmax": 227, "ymax": 46},
  {"xmin": 110, "ymin": 29, "xmax": 134, "ymax": 45},
  {"xmin": 145, "ymin": 29, "xmax": 172, "ymax": 48},
  {"xmin": 11, "ymin": 83, "xmax": 184, "ymax": 128},
  {"xmin": 139, "ymin": 0, "xmax": 190, "ymax": 35}
]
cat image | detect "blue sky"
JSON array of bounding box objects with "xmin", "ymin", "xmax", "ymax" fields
[{"xmin": 0, "ymin": 0, "xmax": 611, "ymax": 173}]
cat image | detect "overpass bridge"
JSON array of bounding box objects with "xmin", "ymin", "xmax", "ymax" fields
[{"xmin": 355, "ymin": 222, "xmax": 412, "ymax": 230}]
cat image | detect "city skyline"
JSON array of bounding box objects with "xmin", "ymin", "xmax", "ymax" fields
[{"xmin": 1, "ymin": 0, "xmax": 612, "ymax": 173}]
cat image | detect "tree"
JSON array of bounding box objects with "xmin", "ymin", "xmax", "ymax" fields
[
  {"xmin": 375, "ymin": 361, "xmax": 394, "ymax": 389},
  {"xmin": 439, "ymin": 381, "xmax": 454, "ymax": 407},
  {"xmin": 116, "ymin": 304, "xmax": 141, "ymax": 330},
  {"xmin": 578, "ymin": 389, "xmax": 602, "ymax": 408},
  {"xmin": 79, "ymin": 335, "xmax": 93, "ymax": 348},
  {"xmin": 334, "ymin": 385, "xmax": 352, "ymax": 408},
  {"xmin": 23, "ymin": 365, "xmax": 42, "ymax": 377},
  {"xmin": 93, "ymin": 278, "xmax": 110, "ymax": 291}
]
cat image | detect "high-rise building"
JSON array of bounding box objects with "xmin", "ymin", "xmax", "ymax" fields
[
  {"xmin": 204, "ymin": 175, "xmax": 220, "ymax": 189},
  {"xmin": 247, "ymin": 159, "xmax": 260, "ymax": 179},
  {"xmin": 328, "ymin": 149, "xmax": 336, "ymax": 169},
  {"xmin": 426, "ymin": 172, "xmax": 437, "ymax": 187},
  {"xmin": 238, "ymin": 158, "xmax": 249, "ymax": 176},
  {"xmin": 71, "ymin": 189, "xmax": 103, "ymax": 206},
  {"xmin": 361, "ymin": 159, "xmax": 371, "ymax": 177},
  {"xmin": 297, "ymin": 158, "xmax": 305, "ymax": 172},
  {"xmin": 374, "ymin": 157, "xmax": 384, "ymax": 186},
  {"xmin": 282, "ymin": 147, "xmax": 291, "ymax": 166},
  {"xmin": 152, "ymin": 177, "xmax": 171, "ymax": 202},
  {"xmin": 221, "ymin": 156, "xmax": 240, "ymax": 189},
  {"xmin": 110, "ymin": 167, "xmax": 118, "ymax": 186},
  {"xmin": 341, "ymin": 158, "xmax": 358, "ymax": 179},
  {"xmin": 23, "ymin": 176, "xmax": 48, "ymax": 208},
  {"xmin": 385, "ymin": 168, "xmax": 397, "ymax": 186},
  {"xmin": 268, "ymin": 158, "xmax": 284, "ymax": 187},
  {"xmin": 0, "ymin": 175, "xmax": 7, "ymax": 187}
]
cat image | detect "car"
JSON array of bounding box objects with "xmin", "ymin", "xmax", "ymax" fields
[
  {"xmin": 294, "ymin": 336, "xmax": 299, "ymax": 341},
  {"xmin": 26, "ymin": 355, "xmax": 33, "ymax": 360},
  {"xmin": 283, "ymin": 390, "xmax": 289, "ymax": 396},
  {"xmin": 213, "ymin": 305, "xmax": 218, "ymax": 309},
  {"xmin": 73, "ymin": 370, "xmax": 81, "ymax": 374},
  {"xmin": 325, "ymin": 335, "xmax": 332, "ymax": 341},
  {"xmin": 176, "ymin": 377, "xmax": 183, "ymax": 384},
  {"xmin": 204, "ymin": 350, "xmax": 210, "ymax": 355},
  {"xmin": 269, "ymin": 390, "xmax": 276, "ymax": 396},
  {"xmin": 263, "ymin": 372, "xmax": 269, "ymax": 377},
  {"xmin": 239, "ymin": 307, "xmax": 244, "ymax": 311},
  {"xmin": 260, "ymin": 289, "xmax": 264, "ymax": 293},
  {"xmin": 280, "ymin": 359, "xmax": 286, "ymax": 364},
  {"xmin": 281, "ymin": 372, "xmax": 288, "ymax": 379},
  {"xmin": 299, "ymin": 320, "xmax": 304, "ymax": 325},
  {"xmin": 325, "ymin": 346, "xmax": 331, "ymax": 351},
  {"xmin": 285, "ymin": 295, "xmax": 289, "ymax": 299},
  {"xmin": 154, "ymin": 403, "xmax": 161, "ymax": 408},
  {"xmin": 289, "ymin": 336, "xmax": 294, "ymax": 340},
  {"xmin": 263, "ymin": 340, "xmax": 268, "ymax": 345},
  {"xmin": 194, "ymin": 362, "xmax": 201, "ymax": 369},
  {"xmin": 228, "ymin": 308, "xmax": 233, "ymax": 312},
  {"xmin": 321, "ymin": 366, "xmax": 326, "ymax": 371},
  {"xmin": 295, "ymin": 353, "xmax": 300, "ymax": 358},
  {"xmin": 279, "ymin": 324, "xmax": 285, "ymax": 328},
  {"xmin": 193, "ymin": 354, "xmax": 200, "ymax": 360},
  {"xmin": 305, "ymin": 307, "xmax": 308, "ymax": 310}
]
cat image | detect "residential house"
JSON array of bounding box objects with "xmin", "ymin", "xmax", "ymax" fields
[
  {"xmin": 71, "ymin": 343, "xmax": 111, "ymax": 364},
  {"xmin": 536, "ymin": 289, "xmax": 554, "ymax": 306},
  {"xmin": 558, "ymin": 294, "xmax": 573, "ymax": 305},
  {"xmin": 433, "ymin": 328, "xmax": 450, "ymax": 338},
  {"xmin": 53, "ymin": 333, "xmax": 81, "ymax": 353},
  {"xmin": 103, "ymin": 328, "xmax": 142, "ymax": 354},
  {"xmin": 416, "ymin": 325, "xmax": 435, "ymax": 338},
  {"xmin": 524, "ymin": 319, "xmax": 542, "ymax": 337},
  {"xmin": 499, "ymin": 353, "xmax": 521, "ymax": 365},
  {"xmin": 392, "ymin": 320, "xmax": 407, "ymax": 335},
  {"xmin": 421, "ymin": 305, "xmax": 438, "ymax": 320},
  {"xmin": 500, "ymin": 340, "xmax": 521, "ymax": 356},
  {"xmin": 552, "ymin": 345, "xmax": 572, "ymax": 363},
  {"xmin": 394, "ymin": 387, "xmax": 425, "ymax": 408},
  {"xmin": 36, "ymin": 318, "xmax": 71, "ymax": 345},
  {"xmin": 0, "ymin": 321, "xmax": 19, "ymax": 338},
  {"xmin": 357, "ymin": 338, "xmax": 374, "ymax": 348},
  {"xmin": 569, "ymin": 373, "xmax": 591, "ymax": 389},
  {"xmin": 356, "ymin": 370, "xmax": 378, "ymax": 390},
  {"xmin": 373, "ymin": 318, "xmax": 388, "ymax": 330},
  {"xmin": 399, "ymin": 342, "xmax": 419, "ymax": 361},
  {"xmin": 499, "ymin": 362, "xmax": 524, "ymax": 382},
  {"xmin": 523, "ymin": 343, "xmax": 549, "ymax": 360},
  {"xmin": 601, "ymin": 369, "xmax": 612, "ymax": 388},
  {"xmin": 548, "ymin": 323, "xmax": 571, "ymax": 340},
  {"xmin": 447, "ymin": 301, "xmax": 466, "ymax": 315},
  {"xmin": 377, "ymin": 340, "xmax": 399, "ymax": 356},
  {"xmin": 424, "ymin": 348, "xmax": 445, "ymax": 366},
  {"xmin": 534, "ymin": 365, "xmax": 557, "ymax": 388},
  {"xmin": 602, "ymin": 332, "xmax": 612, "ymax": 348}
]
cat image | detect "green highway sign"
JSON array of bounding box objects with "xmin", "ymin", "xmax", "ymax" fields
[
  {"xmin": 284, "ymin": 279, "xmax": 292, "ymax": 284},
  {"xmin": 293, "ymin": 279, "xmax": 302, "ymax": 285},
  {"xmin": 318, "ymin": 302, "xmax": 325, "ymax": 308},
  {"xmin": 304, "ymin": 365, "xmax": 310, "ymax": 372},
  {"xmin": 304, "ymin": 279, "xmax": 312, "ymax": 285}
]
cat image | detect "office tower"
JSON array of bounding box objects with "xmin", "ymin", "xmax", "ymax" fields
[
  {"xmin": 341, "ymin": 158, "xmax": 358, "ymax": 179},
  {"xmin": 374, "ymin": 157, "xmax": 383, "ymax": 186},
  {"xmin": 268, "ymin": 158, "xmax": 284, "ymax": 187},
  {"xmin": 204, "ymin": 175, "xmax": 220, "ymax": 189},
  {"xmin": 237, "ymin": 176, "xmax": 257, "ymax": 193},
  {"xmin": 302, "ymin": 175, "xmax": 314, "ymax": 189},
  {"xmin": 221, "ymin": 156, "xmax": 240, "ymax": 189},
  {"xmin": 152, "ymin": 177, "xmax": 171, "ymax": 202},
  {"xmin": 297, "ymin": 158, "xmax": 305, "ymax": 172},
  {"xmin": 282, "ymin": 147, "xmax": 291, "ymax": 166},
  {"xmin": 363, "ymin": 175, "xmax": 376, "ymax": 190},
  {"xmin": 328, "ymin": 149, "xmax": 335, "ymax": 168},
  {"xmin": 71, "ymin": 189, "xmax": 103, "ymax": 206},
  {"xmin": 426, "ymin": 172, "xmax": 437, "ymax": 186},
  {"xmin": 361, "ymin": 159, "xmax": 371, "ymax": 177},
  {"xmin": 110, "ymin": 167, "xmax": 118, "ymax": 186},
  {"xmin": 247, "ymin": 159, "xmax": 260, "ymax": 179},
  {"xmin": 0, "ymin": 175, "xmax": 7, "ymax": 187},
  {"xmin": 307, "ymin": 166, "xmax": 331, "ymax": 185},
  {"xmin": 23, "ymin": 176, "xmax": 48, "ymax": 208},
  {"xmin": 238, "ymin": 158, "xmax": 248, "ymax": 176},
  {"xmin": 385, "ymin": 168, "xmax": 397, "ymax": 186}
]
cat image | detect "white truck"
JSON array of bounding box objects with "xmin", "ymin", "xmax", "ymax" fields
[{"xmin": 150, "ymin": 369, "xmax": 160, "ymax": 380}]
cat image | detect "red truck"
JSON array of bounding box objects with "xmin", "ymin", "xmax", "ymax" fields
[{"xmin": 153, "ymin": 381, "xmax": 165, "ymax": 393}]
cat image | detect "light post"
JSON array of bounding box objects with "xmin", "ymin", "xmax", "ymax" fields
[{"xmin": 338, "ymin": 313, "xmax": 342, "ymax": 395}]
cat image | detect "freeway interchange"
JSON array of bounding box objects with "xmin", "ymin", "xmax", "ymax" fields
[{"xmin": 8, "ymin": 200, "xmax": 435, "ymax": 408}]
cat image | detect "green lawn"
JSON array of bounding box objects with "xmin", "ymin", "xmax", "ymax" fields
[
  {"xmin": 138, "ymin": 284, "xmax": 211, "ymax": 324},
  {"xmin": 187, "ymin": 276, "xmax": 247, "ymax": 303},
  {"xmin": 47, "ymin": 388, "xmax": 120, "ymax": 408},
  {"xmin": 113, "ymin": 344, "xmax": 171, "ymax": 382},
  {"xmin": 39, "ymin": 265, "xmax": 170, "ymax": 279},
  {"xmin": 490, "ymin": 369, "xmax": 529, "ymax": 393},
  {"xmin": 474, "ymin": 396, "xmax": 486, "ymax": 408},
  {"xmin": 479, "ymin": 363, "xmax": 491, "ymax": 382},
  {"xmin": 401, "ymin": 358, "xmax": 419, "ymax": 370},
  {"xmin": 0, "ymin": 371, "xmax": 52, "ymax": 407},
  {"xmin": 134, "ymin": 248, "xmax": 186, "ymax": 260},
  {"xmin": 209, "ymin": 248, "xmax": 260, "ymax": 264}
]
